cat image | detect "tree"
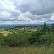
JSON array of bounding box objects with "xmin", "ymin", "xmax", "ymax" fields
[
  {"xmin": 28, "ymin": 31, "xmax": 42, "ymax": 45},
  {"xmin": 41, "ymin": 22, "xmax": 49, "ymax": 34},
  {"xmin": 4, "ymin": 33, "xmax": 20, "ymax": 47},
  {"xmin": 51, "ymin": 23, "xmax": 54, "ymax": 32}
]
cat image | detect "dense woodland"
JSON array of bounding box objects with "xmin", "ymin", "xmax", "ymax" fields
[{"xmin": 0, "ymin": 22, "xmax": 54, "ymax": 47}]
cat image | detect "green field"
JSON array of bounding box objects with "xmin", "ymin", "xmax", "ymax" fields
[{"xmin": 0, "ymin": 46, "xmax": 54, "ymax": 54}]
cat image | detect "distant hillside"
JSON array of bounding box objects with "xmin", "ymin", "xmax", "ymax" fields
[{"xmin": 0, "ymin": 23, "xmax": 52, "ymax": 27}]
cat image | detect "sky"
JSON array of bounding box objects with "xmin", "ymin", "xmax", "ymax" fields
[{"xmin": 0, "ymin": 0, "xmax": 54, "ymax": 25}]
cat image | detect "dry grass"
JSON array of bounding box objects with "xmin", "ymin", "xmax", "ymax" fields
[
  {"xmin": 0, "ymin": 46, "xmax": 54, "ymax": 54},
  {"xmin": 0, "ymin": 31, "xmax": 12, "ymax": 36}
]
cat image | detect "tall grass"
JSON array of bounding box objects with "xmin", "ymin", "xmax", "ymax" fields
[{"xmin": 0, "ymin": 46, "xmax": 54, "ymax": 54}]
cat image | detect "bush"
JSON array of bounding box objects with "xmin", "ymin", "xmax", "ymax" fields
[
  {"xmin": 0, "ymin": 34, "xmax": 5, "ymax": 46},
  {"xmin": 28, "ymin": 31, "xmax": 42, "ymax": 45},
  {"xmin": 4, "ymin": 33, "xmax": 20, "ymax": 47},
  {"xmin": 4, "ymin": 32, "xmax": 31, "ymax": 47}
]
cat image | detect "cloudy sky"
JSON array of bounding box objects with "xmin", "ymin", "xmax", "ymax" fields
[{"xmin": 0, "ymin": 0, "xmax": 54, "ymax": 25}]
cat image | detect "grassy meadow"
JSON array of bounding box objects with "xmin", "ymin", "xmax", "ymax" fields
[{"xmin": 0, "ymin": 46, "xmax": 54, "ymax": 54}]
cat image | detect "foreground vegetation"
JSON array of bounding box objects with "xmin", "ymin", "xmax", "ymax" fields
[
  {"xmin": 0, "ymin": 46, "xmax": 54, "ymax": 54},
  {"xmin": 0, "ymin": 23, "xmax": 54, "ymax": 54}
]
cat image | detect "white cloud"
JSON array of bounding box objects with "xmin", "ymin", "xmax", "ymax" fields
[
  {"xmin": 17, "ymin": 11, "xmax": 48, "ymax": 24},
  {"xmin": 0, "ymin": 11, "xmax": 11, "ymax": 17},
  {"xmin": 0, "ymin": 0, "xmax": 15, "ymax": 11},
  {"xmin": 0, "ymin": 0, "xmax": 54, "ymax": 25},
  {"xmin": 50, "ymin": 13, "xmax": 54, "ymax": 20}
]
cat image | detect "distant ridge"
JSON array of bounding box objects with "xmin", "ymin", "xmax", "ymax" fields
[{"xmin": 0, "ymin": 23, "xmax": 52, "ymax": 28}]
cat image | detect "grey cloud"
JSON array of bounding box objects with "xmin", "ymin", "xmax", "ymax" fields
[
  {"xmin": 15, "ymin": 0, "xmax": 54, "ymax": 15},
  {"xmin": 40, "ymin": 13, "xmax": 52, "ymax": 18}
]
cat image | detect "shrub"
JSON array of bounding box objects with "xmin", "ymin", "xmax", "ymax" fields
[
  {"xmin": 0, "ymin": 34, "xmax": 5, "ymax": 46},
  {"xmin": 4, "ymin": 33, "xmax": 20, "ymax": 47},
  {"xmin": 28, "ymin": 31, "xmax": 42, "ymax": 45}
]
